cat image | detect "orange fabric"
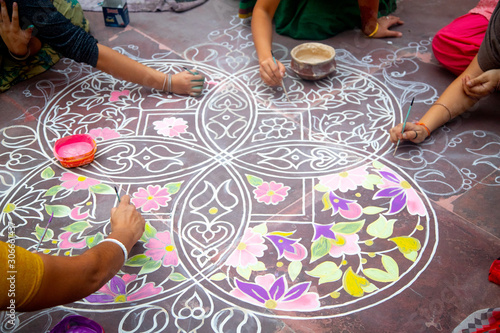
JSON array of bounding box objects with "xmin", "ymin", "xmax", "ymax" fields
[{"xmin": 0, "ymin": 241, "xmax": 44, "ymax": 310}]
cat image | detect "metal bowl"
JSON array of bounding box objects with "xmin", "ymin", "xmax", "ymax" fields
[{"xmin": 290, "ymin": 42, "xmax": 336, "ymax": 80}]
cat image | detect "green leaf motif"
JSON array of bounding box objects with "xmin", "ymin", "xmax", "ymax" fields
[
  {"xmin": 362, "ymin": 206, "xmax": 387, "ymax": 215},
  {"xmin": 3, "ymin": 203, "xmax": 15, "ymax": 213},
  {"xmin": 331, "ymin": 220, "xmax": 365, "ymax": 235},
  {"xmin": 314, "ymin": 183, "xmax": 330, "ymax": 193},
  {"xmin": 288, "ymin": 261, "xmax": 302, "ymax": 282},
  {"xmin": 169, "ymin": 272, "xmax": 187, "ymax": 282},
  {"xmin": 138, "ymin": 260, "xmax": 162, "ymax": 275},
  {"xmin": 362, "ymin": 174, "xmax": 382, "ymax": 190},
  {"xmin": 62, "ymin": 221, "xmax": 91, "ymax": 233},
  {"xmin": 246, "ymin": 174, "xmax": 263, "ymax": 187},
  {"xmin": 366, "ymin": 215, "xmax": 397, "ymax": 239},
  {"xmin": 86, "ymin": 232, "xmax": 104, "ymax": 248},
  {"xmin": 89, "ymin": 184, "xmax": 115, "ymax": 195},
  {"xmin": 164, "ymin": 182, "xmax": 182, "ymax": 195},
  {"xmin": 45, "ymin": 205, "xmax": 71, "ymax": 217},
  {"xmin": 306, "ymin": 261, "xmax": 342, "ymax": 284},
  {"xmin": 252, "ymin": 223, "xmax": 268, "ymax": 235},
  {"xmin": 250, "ymin": 261, "xmax": 266, "ymax": 271},
  {"xmin": 41, "ymin": 167, "xmax": 55, "ymax": 179},
  {"xmin": 44, "ymin": 185, "xmax": 64, "ymax": 197},
  {"xmin": 126, "ymin": 254, "xmax": 151, "ymax": 267},
  {"xmin": 143, "ymin": 222, "xmax": 157, "ymax": 240},
  {"xmin": 363, "ymin": 255, "xmax": 399, "ymax": 282},
  {"xmin": 310, "ymin": 236, "xmax": 331, "ymax": 263},
  {"xmin": 236, "ymin": 266, "xmax": 252, "ymax": 280},
  {"xmin": 35, "ymin": 225, "xmax": 54, "ymax": 242},
  {"xmin": 210, "ymin": 273, "xmax": 227, "ymax": 281}
]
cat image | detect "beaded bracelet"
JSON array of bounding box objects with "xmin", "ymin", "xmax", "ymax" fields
[
  {"xmin": 415, "ymin": 122, "xmax": 431, "ymax": 137},
  {"xmin": 9, "ymin": 49, "xmax": 30, "ymax": 61},
  {"xmin": 368, "ymin": 23, "xmax": 379, "ymax": 38},
  {"xmin": 100, "ymin": 238, "xmax": 128, "ymax": 266}
]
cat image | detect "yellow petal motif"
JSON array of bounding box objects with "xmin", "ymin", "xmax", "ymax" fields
[
  {"xmin": 342, "ymin": 267, "xmax": 376, "ymax": 297},
  {"xmin": 389, "ymin": 236, "xmax": 421, "ymax": 262}
]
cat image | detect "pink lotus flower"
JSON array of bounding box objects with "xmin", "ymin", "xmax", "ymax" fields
[
  {"xmin": 88, "ymin": 127, "xmax": 120, "ymax": 141},
  {"xmin": 318, "ymin": 166, "xmax": 368, "ymax": 193},
  {"xmin": 144, "ymin": 231, "xmax": 179, "ymax": 267},
  {"xmin": 226, "ymin": 228, "xmax": 267, "ymax": 267},
  {"xmin": 153, "ymin": 117, "xmax": 188, "ymax": 137},
  {"xmin": 283, "ymin": 243, "xmax": 307, "ymax": 261},
  {"xmin": 253, "ymin": 181, "xmax": 290, "ymax": 205},
  {"xmin": 86, "ymin": 274, "xmax": 162, "ymax": 303},
  {"xmin": 329, "ymin": 233, "xmax": 361, "ymax": 258},
  {"xmin": 230, "ymin": 274, "xmax": 320, "ymax": 310},
  {"xmin": 131, "ymin": 185, "xmax": 171, "ymax": 212},
  {"xmin": 60, "ymin": 173, "xmax": 100, "ymax": 191},
  {"xmin": 58, "ymin": 231, "xmax": 87, "ymax": 249}
]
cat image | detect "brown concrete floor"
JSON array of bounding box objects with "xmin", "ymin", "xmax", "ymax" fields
[{"xmin": 1, "ymin": 0, "xmax": 499, "ymax": 332}]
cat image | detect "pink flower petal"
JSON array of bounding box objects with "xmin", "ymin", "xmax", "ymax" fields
[
  {"xmin": 156, "ymin": 231, "xmax": 172, "ymax": 245},
  {"xmin": 131, "ymin": 197, "xmax": 148, "ymax": 208},
  {"xmin": 127, "ymin": 282, "xmax": 162, "ymax": 301},
  {"xmin": 141, "ymin": 199, "xmax": 160, "ymax": 212},
  {"xmin": 145, "ymin": 238, "xmax": 166, "ymax": 249},
  {"xmin": 276, "ymin": 293, "xmax": 320, "ymax": 310},
  {"xmin": 162, "ymin": 251, "xmax": 179, "ymax": 267},
  {"xmin": 145, "ymin": 249, "xmax": 165, "ymax": 261},
  {"xmin": 406, "ymin": 189, "xmax": 426, "ymax": 216}
]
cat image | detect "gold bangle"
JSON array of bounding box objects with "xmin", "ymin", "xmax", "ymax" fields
[
  {"xmin": 433, "ymin": 102, "xmax": 452, "ymax": 121},
  {"xmin": 367, "ymin": 23, "xmax": 379, "ymax": 38}
]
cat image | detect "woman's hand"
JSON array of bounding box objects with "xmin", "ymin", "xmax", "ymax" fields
[
  {"xmin": 370, "ymin": 15, "xmax": 404, "ymax": 38},
  {"xmin": 389, "ymin": 122, "xmax": 429, "ymax": 144},
  {"xmin": 0, "ymin": 1, "xmax": 33, "ymax": 57},
  {"xmin": 171, "ymin": 70, "xmax": 205, "ymax": 97},
  {"xmin": 109, "ymin": 195, "xmax": 145, "ymax": 251},
  {"xmin": 259, "ymin": 56, "xmax": 285, "ymax": 86},
  {"xmin": 462, "ymin": 70, "xmax": 500, "ymax": 100}
]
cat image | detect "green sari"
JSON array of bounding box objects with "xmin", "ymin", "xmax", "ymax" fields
[
  {"xmin": 239, "ymin": 0, "xmax": 397, "ymax": 40},
  {"xmin": 0, "ymin": 0, "xmax": 90, "ymax": 92}
]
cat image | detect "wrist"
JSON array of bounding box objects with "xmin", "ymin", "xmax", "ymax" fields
[
  {"xmin": 108, "ymin": 230, "xmax": 136, "ymax": 253},
  {"xmin": 9, "ymin": 48, "xmax": 30, "ymax": 61}
]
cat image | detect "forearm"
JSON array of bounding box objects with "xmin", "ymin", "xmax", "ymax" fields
[
  {"xmin": 20, "ymin": 240, "xmax": 127, "ymax": 311},
  {"xmin": 252, "ymin": 0, "xmax": 279, "ymax": 62},
  {"xmin": 358, "ymin": 0, "xmax": 379, "ymax": 34},
  {"xmin": 420, "ymin": 55, "xmax": 484, "ymax": 132},
  {"xmin": 96, "ymin": 44, "xmax": 165, "ymax": 90}
]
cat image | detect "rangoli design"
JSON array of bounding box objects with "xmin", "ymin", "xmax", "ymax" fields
[{"xmin": 4, "ymin": 15, "xmax": 481, "ymax": 333}]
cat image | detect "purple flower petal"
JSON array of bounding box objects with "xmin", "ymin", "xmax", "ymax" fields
[
  {"xmin": 109, "ymin": 276, "xmax": 126, "ymax": 295},
  {"xmin": 313, "ymin": 224, "xmax": 336, "ymax": 241},
  {"xmin": 235, "ymin": 279, "xmax": 269, "ymax": 303},
  {"xmin": 388, "ymin": 192, "xmax": 407, "ymax": 215},
  {"xmin": 85, "ymin": 294, "xmax": 115, "ymax": 303},
  {"xmin": 282, "ymin": 281, "xmax": 311, "ymax": 302},
  {"xmin": 329, "ymin": 192, "xmax": 351, "ymax": 211},
  {"xmin": 374, "ymin": 187, "xmax": 403, "ymax": 199},
  {"xmin": 269, "ymin": 276, "xmax": 286, "ymax": 301},
  {"xmin": 266, "ymin": 235, "xmax": 296, "ymax": 257},
  {"xmin": 379, "ymin": 170, "xmax": 400, "ymax": 183}
]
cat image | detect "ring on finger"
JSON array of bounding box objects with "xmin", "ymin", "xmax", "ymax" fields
[{"xmin": 413, "ymin": 130, "xmax": 418, "ymax": 140}]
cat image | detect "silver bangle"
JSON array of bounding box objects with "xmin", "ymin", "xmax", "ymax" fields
[
  {"xmin": 9, "ymin": 49, "xmax": 30, "ymax": 61},
  {"xmin": 162, "ymin": 73, "xmax": 168, "ymax": 92},
  {"xmin": 100, "ymin": 238, "xmax": 128, "ymax": 266},
  {"xmin": 167, "ymin": 74, "xmax": 172, "ymax": 94}
]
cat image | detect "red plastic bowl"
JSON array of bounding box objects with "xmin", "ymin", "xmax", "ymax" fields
[{"xmin": 53, "ymin": 134, "xmax": 97, "ymax": 168}]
